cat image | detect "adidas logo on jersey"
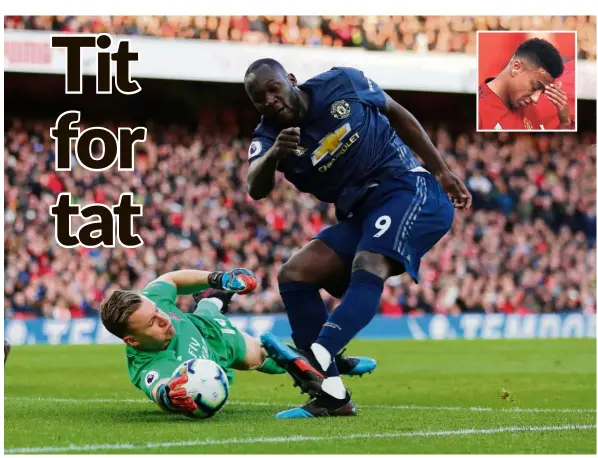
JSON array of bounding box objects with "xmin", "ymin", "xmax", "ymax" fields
[{"xmin": 367, "ymin": 77, "xmax": 375, "ymax": 92}]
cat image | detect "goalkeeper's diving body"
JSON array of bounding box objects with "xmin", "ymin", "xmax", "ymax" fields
[{"xmin": 100, "ymin": 268, "xmax": 375, "ymax": 416}]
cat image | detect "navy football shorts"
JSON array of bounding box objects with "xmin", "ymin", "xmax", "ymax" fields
[{"xmin": 316, "ymin": 169, "xmax": 454, "ymax": 295}]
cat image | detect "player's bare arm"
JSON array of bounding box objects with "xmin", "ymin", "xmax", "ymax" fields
[
  {"xmin": 233, "ymin": 331, "xmax": 274, "ymax": 370},
  {"xmin": 381, "ymin": 93, "xmax": 472, "ymax": 210},
  {"xmin": 247, "ymin": 127, "xmax": 300, "ymax": 200},
  {"xmin": 381, "ymin": 93, "xmax": 448, "ymax": 176}
]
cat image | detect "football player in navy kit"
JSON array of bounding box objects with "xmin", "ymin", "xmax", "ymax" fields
[{"xmin": 244, "ymin": 59, "xmax": 471, "ymax": 419}]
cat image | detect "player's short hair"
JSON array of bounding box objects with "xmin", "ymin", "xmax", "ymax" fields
[
  {"xmin": 100, "ymin": 290, "xmax": 143, "ymax": 338},
  {"xmin": 513, "ymin": 38, "xmax": 564, "ymax": 79},
  {"xmin": 244, "ymin": 58, "xmax": 287, "ymax": 78}
]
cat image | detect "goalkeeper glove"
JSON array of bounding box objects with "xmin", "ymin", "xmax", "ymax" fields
[
  {"xmin": 208, "ymin": 268, "xmax": 258, "ymax": 295},
  {"xmin": 156, "ymin": 365, "xmax": 197, "ymax": 414}
]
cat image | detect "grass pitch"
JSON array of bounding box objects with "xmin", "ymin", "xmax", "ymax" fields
[{"xmin": 3, "ymin": 339, "xmax": 596, "ymax": 454}]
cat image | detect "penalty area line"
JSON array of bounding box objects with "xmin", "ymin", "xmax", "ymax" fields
[{"xmin": 5, "ymin": 424, "xmax": 596, "ymax": 454}]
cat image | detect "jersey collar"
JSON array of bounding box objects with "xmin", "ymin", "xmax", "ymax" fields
[{"xmin": 480, "ymin": 77, "xmax": 509, "ymax": 110}]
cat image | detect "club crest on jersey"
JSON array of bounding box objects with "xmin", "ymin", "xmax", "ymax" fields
[
  {"xmin": 295, "ymin": 146, "xmax": 307, "ymax": 156},
  {"xmin": 145, "ymin": 370, "xmax": 159, "ymax": 387},
  {"xmin": 248, "ymin": 140, "xmax": 262, "ymax": 159},
  {"xmin": 331, "ymin": 100, "xmax": 351, "ymax": 120}
]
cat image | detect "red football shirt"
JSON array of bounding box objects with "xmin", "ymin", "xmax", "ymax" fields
[
  {"xmin": 478, "ymin": 79, "xmax": 542, "ymax": 130},
  {"xmin": 524, "ymin": 59, "xmax": 576, "ymax": 130}
]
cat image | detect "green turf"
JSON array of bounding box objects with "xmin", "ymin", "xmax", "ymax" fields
[{"xmin": 4, "ymin": 339, "xmax": 596, "ymax": 454}]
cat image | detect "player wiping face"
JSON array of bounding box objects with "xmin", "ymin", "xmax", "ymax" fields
[
  {"xmin": 504, "ymin": 59, "xmax": 555, "ymax": 109},
  {"xmin": 479, "ymin": 38, "xmax": 568, "ymax": 130}
]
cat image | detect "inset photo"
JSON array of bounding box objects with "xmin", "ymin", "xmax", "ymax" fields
[{"xmin": 477, "ymin": 31, "xmax": 577, "ymax": 132}]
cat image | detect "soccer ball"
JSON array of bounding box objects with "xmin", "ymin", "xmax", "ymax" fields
[{"xmin": 171, "ymin": 358, "xmax": 230, "ymax": 419}]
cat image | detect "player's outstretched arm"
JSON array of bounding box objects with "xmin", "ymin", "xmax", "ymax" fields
[
  {"xmin": 381, "ymin": 93, "xmax": 450, "ymax": 176},
  {"xmin": 381, "ymin": 93, "xmax": 472, "ymax": 209},
  {"xmin": 153, "ymin": 269, "xmax": 258, "ymax": 296},
  {"xmin": 247, "ymin": 128, "xmax": 300, "ymax": 200}
]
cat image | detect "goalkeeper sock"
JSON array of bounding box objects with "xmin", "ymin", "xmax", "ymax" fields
[
  {"xmin": 315, "ymin": 269, "xmax": 384, "ymax": 358},
  {"xmin": 257, "ymin": 357, "xmax": 286, "ymax": 375},
  {"xmin": 193, "ymin": 298, "xmax": 222, "ymax": 317},
  {"xmin": 278, "ymin": 281, "xmax": 328, "ymax": 350}
]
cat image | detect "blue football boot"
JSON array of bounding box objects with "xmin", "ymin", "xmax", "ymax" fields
[
  {"xmin": 334, "ymin": 348, "xmax": 377, "ymax": 377},
  {"xmin": 260, "ymin": 333, "xmax": 325, "ymax": 396},
  {"xmin": 275, "ymin": 391, "xmax": 357, "ymax": 419},
  {"xmin": 285, "ymin": 345, "xmax": 376, "ymax": 377}
]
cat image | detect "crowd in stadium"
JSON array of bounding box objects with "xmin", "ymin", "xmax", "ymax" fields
[
  {"xmin": 4, "ymin": 113, "xmax": 596, "ymax": 319},
  {"xmin": 4, "ymin": 15, "xmax": 596, "ymax": 59}
]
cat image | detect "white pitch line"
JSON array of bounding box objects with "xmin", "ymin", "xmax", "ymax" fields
[
  {"xmin": 5, "ymin": 424, "xmax": 595, "ymax": 454},
  {"xmin": 4, "ymin": 396, "xmax": 596, "ymax": 414},
  {"xmin": 360, "ymin": 404, "xmax": 598, "ymax": 414}
]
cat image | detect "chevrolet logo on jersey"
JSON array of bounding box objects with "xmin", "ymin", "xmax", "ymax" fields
[
  {"xmin": 311, "ymin": 122, "xmax": 358, "ymax": 167},
  {"xmin": 317, "ymin": 131, "xmax": 360, "ymax": 173}
]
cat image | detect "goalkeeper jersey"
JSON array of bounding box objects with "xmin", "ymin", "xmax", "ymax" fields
[{"xmin": 126, "ymin": 281, "xmax": 217, "ymax": 400}]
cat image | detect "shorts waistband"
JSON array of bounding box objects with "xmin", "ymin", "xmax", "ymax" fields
[{"xmin": 409, "ymin": 166, "xmax": 430, "ymax": 174}]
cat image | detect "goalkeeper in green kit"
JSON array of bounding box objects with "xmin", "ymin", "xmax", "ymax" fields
[
  {"xmin": 100, "ymin": 268, "xmax": 284, "ymax": 415},
  {"xmin": 100, "ymin": 268, "xmax": 375, "ymax": 416}
]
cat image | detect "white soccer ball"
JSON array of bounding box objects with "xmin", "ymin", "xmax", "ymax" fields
[{"xmin": 171, "ymin": 358, "xmax": 230, "ymax": 419}]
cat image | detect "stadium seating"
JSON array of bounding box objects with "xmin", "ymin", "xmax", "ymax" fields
[
  {"xmin": 4, "ymin": 116, "xmax": 595, "ymax": 319},
  {"xmin": 4, "ymin": 15, "xmax": 596, "ymax": 60}
]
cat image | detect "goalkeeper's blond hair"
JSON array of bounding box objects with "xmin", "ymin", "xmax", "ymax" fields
[{"xmin": 100, "ymin": 290, "xmax": 143, "ymax": 339}]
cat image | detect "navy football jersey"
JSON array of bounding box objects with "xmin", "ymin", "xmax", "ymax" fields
[{"xmin": 248, "ymin": 67, "xmax": 421, "ymax": 203}]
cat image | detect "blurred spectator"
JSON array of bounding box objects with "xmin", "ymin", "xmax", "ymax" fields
[
  {"xmin": 4, "ymin": 115, "xmax": 595, "ymax": 318},
  {"xmin": 4, "ymin": 15, "xmax": 596, "ymax": 60}
]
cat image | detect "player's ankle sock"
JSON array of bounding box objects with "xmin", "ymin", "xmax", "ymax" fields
[
  {"xmin": 279, "ymin": 281, "xmax": 328, "ymax": 350},
  {"xmin": 326, "ymin": 359, "xmax": 340, "ymax": 378},
  {"xmin": 320, "ymin": 360, "xmax": 345, "ymax": 399},
  {"xmin": 315, "ymin": 270, "xmax": 384, "ymax": 357},
  {"xmin": 257, "ymin": 357, "xmax": 287, "ymax": 375},
  {"xmin": 310, "ymin": 343, "xmax": 341, "ymax": 379},
  {"xmin": 311, "ymin": 343, "xmax": 332, "ymax": 371},
  {"xmin": 321, "ymin": 376, "xmax": 346, "ymax": 400}
]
